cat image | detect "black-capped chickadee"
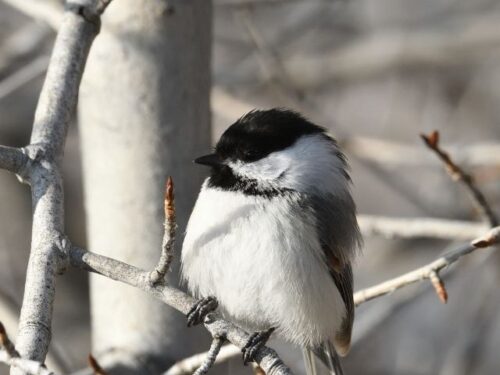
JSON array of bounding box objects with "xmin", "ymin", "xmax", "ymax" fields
[{"xmin": 182, "ymin": 109, "xmax": 362, "ymax": 375}]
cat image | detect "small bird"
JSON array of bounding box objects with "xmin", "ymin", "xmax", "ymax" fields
[{"xmin": 181, "ymin": 109, "xmax": 362, "ymax": 375}]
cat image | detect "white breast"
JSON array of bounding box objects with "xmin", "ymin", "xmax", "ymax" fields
[{"xmin": 181, "ymin": 182, "xmax": 346, "ymax": 348}]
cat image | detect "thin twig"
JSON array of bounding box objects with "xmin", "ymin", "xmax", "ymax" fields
[
  {"xmin": 353, "ymin": 226, "xmax": 500, "ymax": 306},
  {"xmin": 149, "ymin": 177, "xmax": 177, "ymax": 285},
  {"xmin": 88, "ymin": 355, "xmax": 108, "ymax": 375},
  {"xmin": 0, "ymin": 322, "xmax": 19, "ymax": 358},
  {"xmin": 165, "ymin": 345, "xmax": 241, "ymax": 375},
  {"xmin": 421, "ymin": 131, "xmax": 499, "ymax": 227},
  {"xmin": 193, "ymin": 337, "xmax": 225, "ymax": 375}
]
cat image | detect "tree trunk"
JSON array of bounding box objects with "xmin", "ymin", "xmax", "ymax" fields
[{"xmin": 78, "ymin": 1, "xmax": 212, "ymax": 372}]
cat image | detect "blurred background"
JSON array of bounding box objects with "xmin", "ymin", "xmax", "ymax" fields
[{"xmin": 1, "ymin": 0, "xmax": 500, "ymax": 374}]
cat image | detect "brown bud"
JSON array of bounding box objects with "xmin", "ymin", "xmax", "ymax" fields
[
  {"xmin": 88, "ymin": 354, "xmax": 108, "ymax": 375},
  {"xmin": 420, "ymin": 130, "xmax": 440, "ymax": 148},
  {"xmin": 429, "ymin": 271, "xmax": 448, "ymax": 304},
  {"xmin": 164, "ymin": 176, "xmax": 175, "ymax": 221}
]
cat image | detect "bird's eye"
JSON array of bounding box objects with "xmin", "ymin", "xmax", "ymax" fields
[{"xmin": 243, "ymin": 149, "xmax": 259, "ymax": 160}]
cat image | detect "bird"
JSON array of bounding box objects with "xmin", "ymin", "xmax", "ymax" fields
[{"xmin": 181, "ymin": 108, "xmax": 362, "ymax": 375}]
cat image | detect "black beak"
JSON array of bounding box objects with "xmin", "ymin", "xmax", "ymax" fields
[{"xmin": 194, "ymin": 153, "xmax": 223, "ymax": 167}]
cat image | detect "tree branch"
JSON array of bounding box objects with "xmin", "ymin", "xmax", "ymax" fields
[
  {"xmin": 164, "ymin": 345, "xmax": 240, "ymax": 375},
  {"xmin": 353, "ymin": 226, "xmax": 500, "ymax": 306},
  {"xmin": 343, "ymin": 136, "xmax": 500, "ymax": 167},
  {"xmin": 358, "ymin": 215, "xmax": 487, "ymax": 241},
  {"xmin": 0, "ymin": 146, "xmax": 28, "ymax": 175},
  {"xmin": 68, "ymin": 245, "xmax": 293, "ymax": 375},
  {"xmin": 3, "ymin": 1, "xmax": 111, "ymax": 371},
  {"xmin": 192, "ymin": 337, "xmax": 225, "ymax": 375},
  {"xmin": 421, "ymin": 131, "xmax": 499, "ymax": 227}
]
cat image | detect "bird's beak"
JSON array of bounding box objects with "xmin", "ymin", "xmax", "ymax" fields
[{"xmin": 194, "ymin": 153, "xmax": 223, "ymax": 167}]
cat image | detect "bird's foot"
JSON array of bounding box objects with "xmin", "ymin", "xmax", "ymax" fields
[
  {"xmin": 242, "ymin": 327, "xmax": 275, "ymax": 365},
  {"xmin": 186, "ymin": 296, "xmax": 218, "ymax": 327}
]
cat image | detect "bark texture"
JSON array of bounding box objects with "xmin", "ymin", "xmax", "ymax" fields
[
  {"xmin": 12, "ymin": 7, "xmax": 101, "ymax": 374},
  {"xmin": 79, "ymin": 0, "xmax": 212, "ymax": 372}
]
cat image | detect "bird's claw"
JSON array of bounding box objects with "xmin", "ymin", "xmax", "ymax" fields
[
  {"xmin": 242, "ymin": 327, "xmax": 275, "ymax": 365},
  {"xmin": 186, "ymin": 296, "xmax": 218, "ymax": 327}
]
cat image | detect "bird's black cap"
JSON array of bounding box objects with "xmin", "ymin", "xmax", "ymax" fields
[{"xmin": 213, "ymin": 108, "xmax": 325, "ymax": 163}]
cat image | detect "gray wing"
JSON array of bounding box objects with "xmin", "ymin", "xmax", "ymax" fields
[
  {"xmin": 309, "ymin": 192, "xmax": 361, "ymax": 266},
  {"xmin": 307, "ymin": 192, "xmax": 361, "ymax": 356}
]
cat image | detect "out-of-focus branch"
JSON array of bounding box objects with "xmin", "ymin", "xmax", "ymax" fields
[
  {"xmin": 0, "ymin": 23, "xmax": 52, "ymax": 72},
  {"xmin": 285, "ymin": 14, "xmax": 500, "ymax": 86},
  {"xmin": 421, "ymin": 131, "xmax": 499, "ymax": 227},
  {"xmin": 165, "ymin": 345, "xmax": 240, "ymax": 375},
  {"xmin": 68, "ymin": 246, "xmax": 293, "ymax": 375},
  {"xmin": 0, "ymin": 0, "xmax": 64, "ymax": 29},
  {"xmin": 343, "ymin": 136, "xmax": 500, "ymax": 167},
  {"xmin": 211, "ymin": 87, "xmax": 255, "ymax": 121},
  {"xmin": 149, "ymin": 177, "xmax": 177, "ymax": 285},
  {"xmin": 358, "ymin": 215, "xmax": 487, "ymax": 241},
  {"xmin": 217, "ymin": 0, "xmax": 312, "ymax": 6},
  {"xmin": 353, "ymin": 226, "xmax": 500, "ymax": 306},
  {"xmin": 0, "ymin": 56, "xmax": 50, "ymax": 101}
]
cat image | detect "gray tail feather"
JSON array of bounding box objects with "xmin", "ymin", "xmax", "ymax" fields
[
  {"xmin": 302, "ymin": 348, "xmax": 318, "ymax": 375},
  {"xmin": 303, "ymin": 342, "xmax": 344, "ymax": 375}
]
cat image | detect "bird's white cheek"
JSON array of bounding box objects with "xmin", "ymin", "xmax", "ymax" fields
[{"xmin": 229, "ymin": 156, "xmax": 290, "ymax": 182}]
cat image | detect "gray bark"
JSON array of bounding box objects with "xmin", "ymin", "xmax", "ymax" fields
[
  {"xmin": 78, "ymin": 0, "xmax": 212, "ymax": 372},
  {"xmin": 11, "ymin": 6, "xmax": 102, "ymax": 374}
]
